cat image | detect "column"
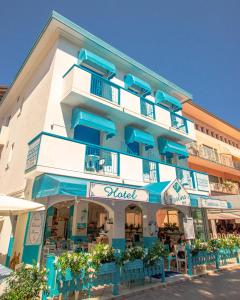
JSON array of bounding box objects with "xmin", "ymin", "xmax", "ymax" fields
[{"xmin": 71, "ymin": 201, "xmax": 88, "ymax": 242}]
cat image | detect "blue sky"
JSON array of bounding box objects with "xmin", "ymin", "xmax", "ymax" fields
[{"xmin": 0, "ymin": 0, "xmax": 239, "ymax": 128}]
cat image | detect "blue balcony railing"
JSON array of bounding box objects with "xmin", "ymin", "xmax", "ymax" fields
[
  {"xmin": 142, "ymin": 160, "xmax": 158, "ymax": 182},
  {"xmin": 90, "ymin": 74, "xmax": 120, "ymax": 105},
  {"xmin": 171, "ymin": 112, "xmax": 188, "ymax": 134},
  {"xmin": 140, "ymin": 98, "xmax": 155, "ymax": 120},
  {"xmin": 85, "ymin": 145, "xmax": 119, "ymax": 176}
]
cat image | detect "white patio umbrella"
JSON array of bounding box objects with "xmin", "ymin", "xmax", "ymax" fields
[{"xmin": 0, "ymin": 194, "xmax": 45, "ymax": 216}]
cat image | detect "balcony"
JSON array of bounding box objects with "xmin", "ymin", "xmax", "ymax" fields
[
  {"xmin": 61, "ymin": 65, "xmax": 195, "ymax": 143},
  {"xmin": 0, "ymin": 126, "xmax": 9, "ymax": 147},
  {"xmin": 25, "ymin": 132, "xmax": 209, "ymax": 195},
  {"xmin": 187, "ymin": 143, "xmax": 240, "ymax": 175},
  {"xmin": 209, "ymin": 182, "xmax": 239, "ymax": 195}
]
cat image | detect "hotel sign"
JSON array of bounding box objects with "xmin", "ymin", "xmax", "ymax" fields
[
  {"xmin": 165, "ymin": 180, "xmax": 191, "ymax": 206},
  {"xmin": 88, "ymin": 182, "xmax": 149, "ymax": 202},
  {"xmin": 200, "ymin": 198, "xmax": 228, "ymax": 209}
]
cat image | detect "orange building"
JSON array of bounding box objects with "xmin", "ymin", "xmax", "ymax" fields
[{"xmin": 183, "ymin": 101, "xmax": 240, "ymax": 235}]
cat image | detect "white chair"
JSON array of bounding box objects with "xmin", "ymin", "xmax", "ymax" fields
[{"xmin": 176, "ymin": 245, "xmax": 188, "ymax": 273}]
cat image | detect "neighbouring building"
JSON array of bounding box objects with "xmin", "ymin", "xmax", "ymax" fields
[
  {"xmin": 0, "ymin": 12, "xmax": 228, "ymax": 266},
  {"xmin": 183, "ymin": 101, "xmax": 240, "ymax": 236}
]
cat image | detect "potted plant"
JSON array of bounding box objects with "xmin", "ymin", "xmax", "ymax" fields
[{"xmin": 120, "ymin": 246, "xmax": 145, "ymax": 285}]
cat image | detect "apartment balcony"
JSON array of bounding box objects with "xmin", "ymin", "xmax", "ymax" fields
[
  {"xmin": 209, "ymin": 182, "xmax": 239, "ymax": 195},
  {"xmin": 187, "ymin": 143, "xmax": 240, "ymax": 177},
  {"xmin": 61, "ymin": 65, "xmax": 195, "ymax": 143},
  {"xmin": 25, "ymin": 132, "xmax": 209, "ymax": 195},
  {"xmin": 0, "ymin": 126, "xmax": 9, "ymax": 147}
]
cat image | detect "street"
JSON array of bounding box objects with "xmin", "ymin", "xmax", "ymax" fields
[{"xmin": 126, "ymin": 267, "xmax": 240, "ymax": 300}]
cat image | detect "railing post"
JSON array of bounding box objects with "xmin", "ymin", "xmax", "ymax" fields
[
  {"xmin": 42, "ymin": 255, "xmax": 56, "ymax": 300},
  {"xmin": 112, "ymin": 264, "xmax": 120, "ymax": 296},
  {"xmin": 161, "ymin": 257, "xmax": 166, "ymax": 283},
  {"xmin": 215, "ymin": 250, "xmax": 220, "ymax": 270},
  {"xmin": 236, "ymin": 248, "xmax": 240, "ymax": 264},
  {"xmin": 186, "ymin": 245, "xmax": 193, "ymax": 276}
]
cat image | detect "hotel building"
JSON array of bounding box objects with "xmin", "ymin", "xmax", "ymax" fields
[{"xmin": 0, "ymin": 12, "xmax": 225, "ymax": 265}]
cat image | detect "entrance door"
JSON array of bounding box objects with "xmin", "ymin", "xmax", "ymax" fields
[{"xmin": 125, "ymin": 205, "xmax": 143, "ymax": 247}]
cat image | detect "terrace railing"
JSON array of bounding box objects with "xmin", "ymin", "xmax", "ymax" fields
[
  {"xmin": 85, "ymin": 145, "xmax": 119, "ymax": 176},
  {"xmin": 90, "ymin": 74, "xmax": 120, "ymax": 105},
  {"xmin": 140, "ymin": 98, "xmax": 155, "ymax": 120},
  {"xmin": 171, "ymin": 112, "xmax": 188, "ymax": 134},
  {"xmin": 42, "ymin": 255, "xmax": 165, "ymax": 299}
]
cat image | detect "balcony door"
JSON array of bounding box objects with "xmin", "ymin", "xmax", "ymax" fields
[{"xmin": 74, "ymin": 125, "xmax": 100, "ymax": 145}]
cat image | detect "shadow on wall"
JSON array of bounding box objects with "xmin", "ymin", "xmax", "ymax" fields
[{"xmin": 0, "ymin": 253, "xmax": 7, "ymax": 265}]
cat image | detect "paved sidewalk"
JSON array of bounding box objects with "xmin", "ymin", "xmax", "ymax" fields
[{"xmin": 126, "ymin": 266, "xmax": 240, "ymax": 300}]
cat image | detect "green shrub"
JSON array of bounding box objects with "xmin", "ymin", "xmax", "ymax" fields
[
  {"xmin": 90, "ymin": 243, "xmax": 116, "ymax": 267},
  {"xmin": 119, "ymin": 246, "xmax": 145, "ymax": 265},
  {"xmin": 144, "ymin": 241, "xmax": 168, "ymax": 266},
  {"xmin": 1, "ymin": 264, "xmax": 47, "ymax": 300}
]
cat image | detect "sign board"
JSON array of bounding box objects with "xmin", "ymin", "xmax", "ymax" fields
[
  {"xmin": 26, "ymin": 211, "xmax": 45, "ymax": 245},
  {"xmin": 88, "ymin": 182, "xmax": 149, "ymax": 202},
  {"xmin": 164, "ymin": 180, "xmax": 191, "ymax": 206},
  {"xmin": 195, "ymin": 173, "xmax": 209, "ymax": 192},
  {"xmin": 200, "ymin": 198, "xmax": 228, "ymax": 209},
  {"xmin": 183, "ymin": 217, "xmax": 195, "ymax": 240}
]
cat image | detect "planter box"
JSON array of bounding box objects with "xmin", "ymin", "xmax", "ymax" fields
[{"xmin": 121, "ymin": 259, "xmax": 144, "ymax": 284}]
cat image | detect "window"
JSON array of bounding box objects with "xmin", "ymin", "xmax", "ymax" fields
[
  {"xmin": 211, "ymin": 131, "xmax": 214, "ymax": 137},
  {"xmin": 6, "ymin": 116, "xmax": 11, "ymax": 127},
  {"xmin": 206, "ymin": 129, "xmax": 209, "ymax": 135},
  {"xmin": 209, "ymin": 175, "xmax": 220, "ymax": 183},
  {"xmin": 6, "ymin": 143, "xmax": 14, "ymax": 169},
  {"xmin": 201, "ymin": 127, "xmax": 205, "ymax": 133},
  {"xmin": 220, "ymin": 136, "xmax": 223, "ymax": 141},
  {"xmin": 74, "ymin": 125, "xmax": 100, "ymax": 145},
  {"xmin": 216, "ymin": 134, "xmax": 219, "ymax": 139},
  {"xmin": 195, "ymin": 124, "xmax": 199, "ymax": 130}
]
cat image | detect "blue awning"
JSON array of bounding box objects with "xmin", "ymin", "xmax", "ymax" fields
[
  {"xmin": 189, "ymin": 194, "xmax": 200, "ymax": 207},
  {"xmin": 155, "ymin": 90, "xmax": 182, "ymax": 111},
  {"xmin": 72, "ymin": 108, "xmax": 116, "ymax": 139},
  {"xmin": 32, "ymin": 174, "xmax": 88, "ymax": 199},
  {"xmin": 144, "ymin": 181, "xmax": 170, "ymax": 203},
  {"xmin": 125, "ymin": 127, "xmax": 155, "ymax": 150},
  {"xmin": 78, "ymin": 49, "xmax": 116, "ymax": 79},
  {"xmin": 124, "ymin": 74, "xmax": 152, "ymax": 96},
  {"xmin": 158, "ymin": 138, "xmax": 188, "ymax": 159}
]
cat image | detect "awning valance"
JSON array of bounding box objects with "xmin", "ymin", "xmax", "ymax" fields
[
  {"xmin": 125, "ymin": 127, "xmax": 154, "ymax": 150},
  {"xmin": 32, "ymin": 174, "xmax": 87, "ymax": 199},
  {"xmin": 144, "ymin": 181, "xmax": 170, "ymax": 203},
  {"xmin": 0, "ymin": 195, "xmax": 45, "ymax": 216},
  {"xmin": 124, "ymin": 74, "xmax": 152, "ymax": 96},
  {"xmin": 158, "ymin": 138, "xmax": 188, "ymax": 159},
  {"xmin": 78, "ymin": 49, "xmax": 116, "ymax": 79},
  {"xmin": 72, "ymin": 108, "xmax": 116, "ymax": 139},
  {"xmin": 155, "ymin": 90, "xmax": 182, "ymax": 111}
]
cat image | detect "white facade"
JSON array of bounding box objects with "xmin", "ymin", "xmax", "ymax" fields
[{"xmin": 0, "ymin": 12, "xmax": 210, "ymax": 264}]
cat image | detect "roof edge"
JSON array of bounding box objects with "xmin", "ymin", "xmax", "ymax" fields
[
  {"xmin": 185, "ymin": 100, "xmax": 240, "ymax": 133},
  {"xmin": 51, "ymin": 11, "xmax": 193, "ymax": 100}
]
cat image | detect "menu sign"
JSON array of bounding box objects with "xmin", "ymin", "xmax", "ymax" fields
[
  {"xmin": 183, "ymin": 217, "xmax": 195, "ymax": 240},
  {"xmin": 26, "ymin": 211, "xmax": 45, "ymax": 245}
]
